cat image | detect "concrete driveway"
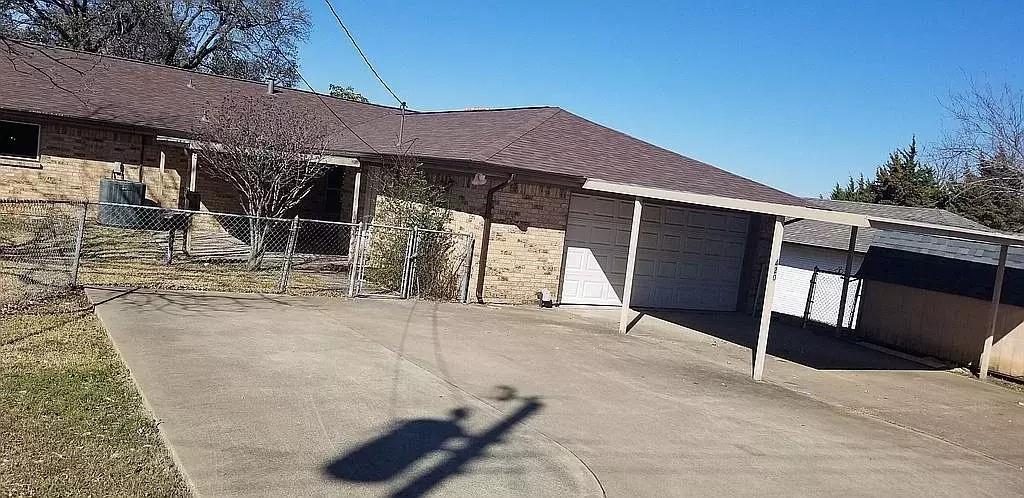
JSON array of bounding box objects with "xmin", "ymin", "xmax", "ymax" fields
[{"xmin": 88, "ymin": 288, "xmax": 1024, "ymax": 497}]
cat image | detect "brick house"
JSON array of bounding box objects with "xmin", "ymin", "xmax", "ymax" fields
[
  {"xmin": 8, "ymin": 43, "xmax": 1024, "ymax": 381},
  {"xmin": 0, "ymin": 43, "xmax": 807, "ymax": 308}
]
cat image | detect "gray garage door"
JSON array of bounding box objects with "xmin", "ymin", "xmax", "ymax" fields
[{"xmin": 561, "ymin": 193, "xmax": 749, "ymax": 310}]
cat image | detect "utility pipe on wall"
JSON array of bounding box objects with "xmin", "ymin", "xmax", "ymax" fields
[{"xmin": 475, "ymin": 174, "xmax": 515, "ymax": 303}]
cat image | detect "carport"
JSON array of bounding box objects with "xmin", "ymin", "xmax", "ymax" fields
[{"xmin": 582, "ymin": 179, "xmax": 1024, "ymax": 381}]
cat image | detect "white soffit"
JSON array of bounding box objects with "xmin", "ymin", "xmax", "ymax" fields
[{"xmin": 155, "ymin": 135, "xmax": 360, "ymax": 168}]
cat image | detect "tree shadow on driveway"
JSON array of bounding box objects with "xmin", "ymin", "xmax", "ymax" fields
[{"xmin": 323, "ymin": 386, "xmax": 543, "ymax": 498}]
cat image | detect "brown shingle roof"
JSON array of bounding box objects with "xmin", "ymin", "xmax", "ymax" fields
[
  {"xmin": 783, "ymin": 198, "xmax": 989, "ymax": 252},
  {"xmin": 1, "ymin": 42, "xmax": 804, "ymax": 207}
]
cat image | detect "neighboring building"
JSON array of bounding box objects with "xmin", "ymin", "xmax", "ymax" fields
[
  {"xmin": 775, "ymin": 199, "xmax": 1024, "ymax": 378},
  {"xmin": 0, "ymin": 43, "xmax": 802, "ymax": 307},
  {"xmin": 858, "ymin": 231, "xmax": 1024, "ymax": 379},
  {"xmin": 774, "ymin": 199, "xmax": 987, "ymax": 327}
]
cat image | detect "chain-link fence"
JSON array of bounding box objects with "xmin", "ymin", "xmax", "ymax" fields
[
  {"xmin": 1, "ymin": 199, "xmax": 474, "ymax": 311},
  {"xmin": 0, "ymin": 200, "xmax": 82, "ymax": 313},
  {"xmin": 802, "ymin": 267, "xmax": 863, "ymax": 329}
]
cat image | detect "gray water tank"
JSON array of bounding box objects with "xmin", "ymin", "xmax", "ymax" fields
[{"xmin": 98, "ymin": 179, "xmax": 147, "ymax": 227}]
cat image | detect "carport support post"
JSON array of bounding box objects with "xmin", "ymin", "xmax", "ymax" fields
[
  {"xmin": 185, "ymin": 150, "xmax": 198, "ymax": 253},
  {"xmin": 979, "ymin": 244, "xmax": 1008, "ymax": 380},
  {"xmin": 350, "ymin": 170, "xmax": 361, "ymax": 224},
  {"xmin": 835, "ymin": 226, "xmax": 858, "ymax": 333},
  {"xmin": 753, "ymin": 216, "xmax": 785, "ymax": 381},
  {"xmin": 618, "ymin": 198, "xmax": 643, "ymax": 334}
]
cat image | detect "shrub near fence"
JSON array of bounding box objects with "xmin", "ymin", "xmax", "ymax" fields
[{"xmin": 0, "ymin": 199, "xmax": 474, "ymax": 311}]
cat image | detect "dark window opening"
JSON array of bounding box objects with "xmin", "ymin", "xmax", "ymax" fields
[{"xmin": 0, "ymin": 121, "xmax": 40, "ymax": 160}]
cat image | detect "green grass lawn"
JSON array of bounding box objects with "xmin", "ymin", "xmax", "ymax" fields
[{"xmin": 0, "ymin": 292, "xmax": 190, "ymax": 496}]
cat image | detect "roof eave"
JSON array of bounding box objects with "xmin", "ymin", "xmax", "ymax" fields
[
  {"xmin": 583, "ymin": 179, "xmax": 864, "ymax": 225},
  {"xmin": 585, "ymin": 179, "xmax": 1024, "ymax": 247}
]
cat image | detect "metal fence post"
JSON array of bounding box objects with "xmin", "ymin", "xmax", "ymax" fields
[
  {"xmin": 410, "ymin": 228, "xmax": 422, "ymax": 298},
  {"xmin": 348, "ymin": 222, "xmax": 364, "ymax": 297},
  {"xmin": 801, "ymin": 267, "xmax": 818, "ymax": 328},
  {"xmin": 165, "ymin": 228, "xmax": 176, "ymax": 265},
  {"xmin": 846, "ymin": 277, "xmax": 864, "ymax": 330},
  {"xmin": 400, "ymin": 228, "xmax": 417, "ymax": 299},
  {"xmin": 68, "ymin": 203, "xmax": 87, "ymax": 287},
  {"xmin": 460, "ymin": 234, "xmax": 475, "ymax": 304},
  {"xmin": 276, "ymin": 216, "xmax": 300, "ymax": 293}
]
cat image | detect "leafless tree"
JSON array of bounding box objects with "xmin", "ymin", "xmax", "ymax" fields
[
  {"xmin": 936, "ymin": 81, "xmax": 1024, "ymax": 201},
  {"xmin": 193, "ymin": 94, "xmax": 333, "ymax": 268},
  {"xmin": 2, "ymin": 0, "xmax": 309, "ymax": 84}
]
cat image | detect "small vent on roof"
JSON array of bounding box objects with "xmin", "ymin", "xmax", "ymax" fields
[{"xmin": 267, "ymin": 80, "xmax": 277, "ymax": 95}]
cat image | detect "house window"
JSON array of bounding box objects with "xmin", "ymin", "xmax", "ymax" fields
[{"xmin": 0, "ymin": 120, "xmax": 40, "ymax": 160}]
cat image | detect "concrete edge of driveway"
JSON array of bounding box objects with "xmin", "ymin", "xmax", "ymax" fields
[{"xmin": 86, "ymin": 287, "xmax": 200, "ymax": 497}]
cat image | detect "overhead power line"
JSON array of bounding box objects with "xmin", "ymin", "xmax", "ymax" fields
[
  {"xmin": 322, "ymin": 0, "xmax": 405, "ymax": 108},
  {"xmin": 237, "ymin": 2, "xmax": 381, "ymax": 155}
]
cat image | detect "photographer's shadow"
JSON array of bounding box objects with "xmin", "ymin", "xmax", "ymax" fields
[
  {"xmin": 323, "ymin": 386, "xmax": 543, "ymax": 497},
  {"xmin": 324, "ymin": 408, "xmax": 469, "ymax": 482}
]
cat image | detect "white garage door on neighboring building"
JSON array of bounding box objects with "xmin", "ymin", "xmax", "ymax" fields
[{"xmin": 561, "ymin": 193, "xmax": 750, "ymax": 311}]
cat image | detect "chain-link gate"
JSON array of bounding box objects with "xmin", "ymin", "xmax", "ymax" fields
[
  {"xmin": 351, "ymin": 224, "xmax": 474, "ymax": 302},
  {"xmin": 802, "ymin": 266, "xmax": 863, "ymax": 329}
]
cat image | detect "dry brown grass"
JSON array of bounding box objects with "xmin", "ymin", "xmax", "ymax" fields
[{"xmin": 1, "ymin": 292, "xmax": 190, "ymax": 496}]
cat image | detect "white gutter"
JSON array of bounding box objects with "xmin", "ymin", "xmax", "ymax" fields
[
  {"xmin": 583, "ymin": 179, "xmax": 1024, "ymax": 247},
  {"xmin": 583, "ymin": 179, "xmax": 870, "ymax": 227}
]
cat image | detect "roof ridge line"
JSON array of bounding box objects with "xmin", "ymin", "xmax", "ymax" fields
[
  {"xmin": 480, "ymin": 108, "xmax": 563, "ymax": 163},
  {"xmin": 413, "ymin": 105, "xmax": 558, "ymax": 115}
]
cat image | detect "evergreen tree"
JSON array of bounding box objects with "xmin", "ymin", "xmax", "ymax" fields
[
  {"xmin": 829, "ymin": 137, "xmax": 944, "ymax": 207},
  {"xmin": 870, "ymin": 137, "xmax": 943, "ymax": 206},
  {"xmin": 948, "ymin": 152, "xmax": 1024, "ymax": 231},
  {"xmin": 830, "ymin": 174, "xmax": 876, "ymax": 202}
]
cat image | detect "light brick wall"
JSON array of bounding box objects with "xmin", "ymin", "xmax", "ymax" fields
[
  {"xmin": 486, "ymin": 182, "xmax": 569, "ymax": 304},
  {"xmin": 368, "ymin": 166, "xmax": 572, "ymax": 305},
  {"xmin": 0, "ymin": 114, "xmax": 188, "ymax": 206}
]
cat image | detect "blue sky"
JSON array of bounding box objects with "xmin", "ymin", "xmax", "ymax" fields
[{"xmin": 298, "ymin": 1, "xmax": 1024, "ymax": 197}]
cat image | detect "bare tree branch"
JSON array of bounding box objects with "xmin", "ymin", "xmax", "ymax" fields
[
  {"xmin": 192, "ymin": 95, "xmax": 332, "ymax": 268},
  {"xmin": 3, "ymin": 0, "xmax": 309, "ymax": 84}
]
